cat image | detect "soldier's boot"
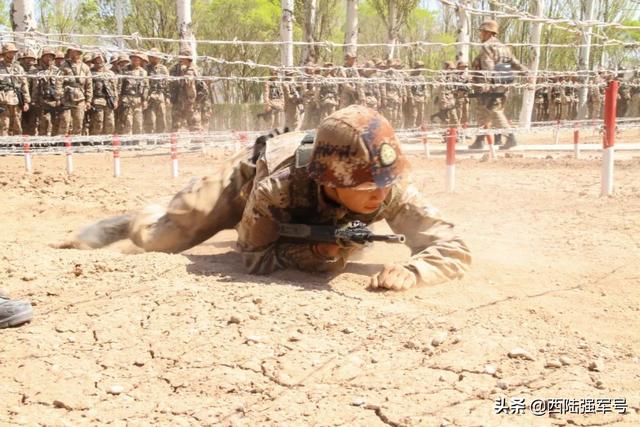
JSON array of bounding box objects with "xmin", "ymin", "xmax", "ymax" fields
[
  {"xmin": 499, "ymin": 134, "xmax": 517, "ymax": 150},
  {"xmin": 53, "ymin": 214, "xmax": 134, "ymax": 249},
  {"xmin": 468, "ymin": 135, "xmax": 485, "ymax": 150},
  {"xmin": 494, "ymin": 134, "xmax": 503, "ymax": 146},
  {"xmin": 0, "ymin": 291, "xmax": 33, "ymax": 329}
]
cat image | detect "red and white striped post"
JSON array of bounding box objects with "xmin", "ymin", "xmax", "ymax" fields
[
  {"xmin": 486, "ymin": 132, "xmax": 496, "ymax": 161},
  {"xmin": 446, "ymin": 127, "xmax": 456, "ymax": 193},
  {"xmin": 573, "ymin": 125, "xmax": 580, "ymax": 159},
  {"xmin": 421, "ymin": 124, "xmax": 430, "ymax": 159},
  {"xmin": 554, "ymin": 120, "xmax": 561, "ymax": 144},
  {"xmin": 65, "ymin": 135, "xmax": 73, "ymax": 175},
  {"xmin": 170, "ymin": 133, "xmax": 179, "ymax": 178},
  {"xmin": 23, "ymin": 137, "xmax": 32, "ymax": 173},
  {"xmin": 601, "ymin": 80, "xmax": 618, "ymax": 197},
  {"xmin": 112, "ymin": 134, "xmax": 121, "ymax": 177}
]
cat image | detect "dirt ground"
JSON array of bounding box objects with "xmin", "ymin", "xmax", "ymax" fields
[{"xmin": 1, "ymin": 142, "xmax": 639, "ymax": 426}]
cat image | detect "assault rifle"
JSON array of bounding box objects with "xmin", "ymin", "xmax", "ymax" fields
[
  {"xmin": 0, "ymin": 81, "xmax": 24, "ymax": 108},
  {"xmin": 43, "ymin": 104, "xmax": 73, "ymax": 115},
  {"xmin": 103, "ymin": 84, "xmax": 116, "ymax": 110},
  {"xmin": 278, "ymin": 220, "xmax": 406, "ymax": 247}
]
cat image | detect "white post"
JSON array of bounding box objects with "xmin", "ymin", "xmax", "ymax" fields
[
  {"xmin": 23, "ymin": 140, "xmax": 32, "ymax": 173},
  {"xmin": 280, "ymin": 0, "xmax": 294, "ymax": 67},
  {"xmin": 113, "ymin": 136, "xmax": 121, "ymax": 177},
  {"xmin": 10, "ymin": 0, "xmax": 38, "ymax": 50},
  {"xmin": 177, "ymin": 0, "xmax": 197, "ymax": 60},
  {"xmin": 518, "ymin": 0, "xmax": 543, "ymax": 128},
  {"xmin": 301, "ymin": 0, "xmax": 317, "ymax": 64},
  {"xmin": 345, "ymin": 0, "xmax": 359, "ymax": 57},
  {"xmin": 601, "ymin": 147, "xmax": 614, "ymax": 196},
  {"xmin": 577, "ymin": 0, "xmax": 595, "ymax": 120},
  {"xmin": 455, "ymin": 0, "xmax": 470, "ymax": 64},
  {"xmin": 65, "ymin": 137, "xmax": 73, "ymax": 175},
  {"xmin": 170, "ymin": 134, "xmax": 179, "ymax": 178},
  {"xmin": 387, "ymin": 0, "xmax": 398, "ymax": 59},
  {"xmin": 115, "ymin": 0, "xmax": 125, "ymax": 49}
]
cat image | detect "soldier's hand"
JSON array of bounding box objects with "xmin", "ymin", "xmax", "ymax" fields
[
  {"xmin": 84, "ymin": 102, "xmax": 91, "ymax": 111},
  {"xmin": 369, "ymin": 263, "xmax": 417, "ymax": 291},
  {"xmin": 22, "ymin": 104, "xmax": 29, "ymax": 112},
  {"xmin": 142, "ymin": 102, "xmax": 148, "ymax": 110},
  {"xmin": 313, "ymin": 243, "xmax": 341, "ymax": 259}
]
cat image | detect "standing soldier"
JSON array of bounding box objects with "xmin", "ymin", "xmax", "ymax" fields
[
  {"xmin": 88, "ymin": 53, "xmax": 118, "ymax": 135},
  {"xmin": 119, "ymin": 53, "xmax": 149, "ymax": 135},
  {"xmin": 58, "ymin": 46, "xmax": 93, "ymax": 136},
  {"xmin": 169, "ymin": 47, "xmax": 201, "ymax": 131},
  {"xmin": 32, "ymin": 47, "xmax": 63, "ymax": 136},
  {"xmin": 381, "ymin": 59, "xmax": 403, "ymax": 126},
  {"xmin": 0, "ymin": 43, "xmax": 31, "ymax": 136},
  {"xmin": 54, "ymin": 50, "xmax": 66, "ymax": 69},
  {"xmin": 617, "ymin": 68, "xmax": 631, "ymax": 118},
  {"xmin": 549, "ymin": 76, "xmax": 565, "ymax": 122},
  {"xmin": 262, "ymin": 68, "xmax": 284, "ymax": 129},
  {"xmin": 19, "ymin": 49, "xmax": 39, "ymax": 135},
  {"xmin": 534, "ymin": 81, "xmax": 549, "ymax": 122},
  {"xmin": 282, "ymin": 70, "xmax": 303, "ymax": 130},
  {"xmin": 339, "ymin": 53, "xmax": 359, "ymax": 108},
  {"xmin": 145, "ymin": 48, "xmax": 169, "ymax": 134},
  {"xmin": 110, "ymin": 54, "xmax": 129, "ymax": 134},
  {"xmin": 300, "ymin": 62, "xmax": 320, "ymax": 130},
  {"xmin": 431, "ymin": 61, "xmax": 458, "ymax": 127},
  {"xmin": 318, "ymin": 63, "xmax": 340, "ymax": 121},
  {"xmin": 468, "ymin": 19, "xmax": 529, "ymax": 150},
  {"xmin": 630, "ymin": 70, "xmax": 640, "ymax": 118},
  {"xmin": 454, "ymin": 61, "xmax": 471, "ymax": 127},
  {"xmin": 359, "ymin": 60, "xmax": 381, "ymax": 111},
  {"xmin": 406, "ymin": 61, "xmax": 427, "ymax": 128}
]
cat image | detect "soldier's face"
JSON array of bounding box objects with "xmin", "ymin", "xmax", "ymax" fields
[
  {"xmin": 42, "ymin": 55, "xmax": 53, "ymax": 66},
  {"xmin": 479, "ymin": 30, "xmax": 492, "ymax": 42},
  {"xmin": 150, "ymin": 56, "xmax": 160, "ymax": 65},
  {"xmin": 69, "ymin": 50, "xmax": 81, "ymax": 60},
  {"xmin": 94, "ymin": 57, "xmax": 103, "ymax": 67},
  {"xmin": 131, "ymin": 57, "xmax": 142, "ymax": 67},
  {"xmin": 4, "ymin": 52, "xmax": 15, "ymax": 62},
  {"xmin": 333, "ymin": 186, "xmax": 391, "ymax": 214}
]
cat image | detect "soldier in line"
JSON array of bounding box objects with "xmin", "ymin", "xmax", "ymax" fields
[
  {"xmin": 282, "ymin": 70, "xmax": 303, "ymax": 131},
  {"xmin": 111, "ymin": 54, "xmax": 129, "ymax": 134},
  {"xmin": 381, "ymin": 59, "xmax": 404, "ymax": 127},
  {"xmin": 262, "ymin": 68, "xmax": 284, "ymax": 129},
  {"xmin": 300, "ymin": 62, "xmax": 320, "ymax": 130},
  {"xmin": 318, "ymin": 63, "xmax": 340, "ymax": 121},
  {"xmin": 119, "ymin": 53, "xmax": 149, "ymax": 135},
  {"xmin": 432, "ymin": 61, "xmax": 458, "ymax": 127},
  {"xmin": 32, "ymin": 47, "xmax": 63, "ymax": 136},
  {"xmin": 406, "ymin": 60, "xmax": 427, "ymax": 128},
  {"xmin": 170, "ymin": 47, "xmax": 201, "ymax": 131},
  {"xmin": 57, "ymin": 105, "xmax": 471, "ymax": 292},
  {"xmin": 565, "ymin": 77, "xmax": 578, "ymax": 120},
  {"xmin": 58, "ymin": 46, "xmax": 93, "ymax": 136},
  {"xmin": 359, "ymin": 60, "xmax": 381, "ymax": 111},
  {"xmin": 89, "ymin": 53, "xmax": 118, "ymax": 135},
  {"xmin": 468, "ymin": 19, "xmax": 529, "ymax": 150},
  {"xmin": 54, "ymin": 50, "xmax": 66, "ymax": 69},
  {"xmin": 617, "ymin": 68, "xmax": 631, "ymax": 118},
  {"xmin": 339, "ymin": 53, "xmax": 359, "ymax": 108},
  {"xmin": 0, "ymin": 43, "xmax": 31, "ymax": 136},
  {"xmin": 630, "ymin": 70, "xmax": 640, "ymax": 118},
  {"xmin": 453, "ymin": 61, "xmax": 471, "ymax": 127},
  {"xmin": 145, "ymin": 48, "xmax": 169, "ymax": 133},
  {"xmin": 549, "ymin": 76, "xmax": 565, "ymax": 122},
  {"xmin": 534, "ymin": 83, "xmax": 549, "ymax": 122},
  {"xmin": 19, "ymin": 49, "xmax": 39, "ymax": 135}
]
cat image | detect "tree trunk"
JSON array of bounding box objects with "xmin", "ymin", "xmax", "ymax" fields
[
  {"xmin": 115, "ymin": 0, "xmax": 124, "ymax": 48},
  {"xmin": 455, "ymin": 0, "xmax": 470, "ymax": 64},
  {"xmin": 387, "ymin": 0, "xmax": 398, "ymax": 59},
  {"xmin": 177, "ymin": 0, "xmax": 196, "ymax": 59},
  {"xmin": 10, "ymin": 0, "xmax": 38, "ymax": 50},
  {"xmin": 281, "ymin": 0, "xmax": 294, "ymax": 67},
  {"xmin": 518, "ymin": 0, "xmax": 543, "ymax": 128},
  {"xmin": 577, "ymin": 0, "xmax": 596, "ymax": 120},
  {"xmin": 301, "ymin": 0, "xmax": 317, "ymax": 64},
  {"xmin": 345, "ymin": 0, "xmax": 358, "ymax": 57}
]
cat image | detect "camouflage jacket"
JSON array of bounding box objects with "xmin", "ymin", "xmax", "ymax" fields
[
  {"xmin": 236, "ymin": 133, "xmax": 471, "ymax": 283},
  {"xmin": 33, "ymin": 64, "xmax": 63, "ymax": 107},
  {"xmin": 0, "ymin": 60, "xmax": 30, "ymax": 106},
  {"xmin": 91, "ymin": 68, "xmax": 119, "ymax": 108},
  {"xmin": 120, "ymin": 65, "xmax": 149, "ymax": 102},
  {"xmin": 471, "ymin": 36, "xmax": 527, "ymax": 93},
  {"xmin": 170, "ymin": 63, "xmax": 198, "ymax": 104},
  {"xmin": 146, "ymin": 63, "xmax": 169, "ymax": 98},
  {"xmin": 60, "ymin": 60, "xmax": 93, "ymax": 104}
]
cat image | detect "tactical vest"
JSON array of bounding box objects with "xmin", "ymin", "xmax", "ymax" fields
[{"xmin": 268, "ymin": 82, "xmax": 282, "ymax": 99}]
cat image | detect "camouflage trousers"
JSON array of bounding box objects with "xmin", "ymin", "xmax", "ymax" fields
[
  {"xmin": 58, "ymin": 103, "xmax": 85, "ymax": 135},
  {"xmin": 172, "ymin": 102, "xmax": 201, "ymax": 132},
  {"xmin": 89, "ymin": 105, "xmax": 115, "ymax": 135},
  {"xmin": 549, "ymin": 101, "xmax": 564, "ymax": 122},
  {"xmin": 477, "ymin": 94, "xmax": 510, "ymax": 130},
  {"xmin": 301, "ymin": 103, "xmax": 320, "ymax": 130},
  {"xmin": 21, "ymin": 106, "xmax": 38, "ymax": 135},
  {"xmin": 408, "ymin": 98, "xmax": 425, "ymax": 128},
  {"xmin": 339, "ymin": 91, "xmax": 357, "ymax": 109},
  {"xmin": 455, "ymin": 97, "xmax": 470, "ymax": 126},
  {"xmin": 383, "ymin": 98, "xmax": 401, "ymax": 126},
  {"xmin": 37, "ymin": 105, "xmax": 58, "ymax": 136},
  {"xmin": 320, "ymin": 103, "xmax": 337, "ymax": 122},
  {"xmin": 0, "ymin": 104, "xmax": 23, "ymax": 136},
  {"xmin": 120, "ymin": 98, "xmax": 144, "ymax": 135},
  {"xmin": 144, "ymin": 98, "xmax": 167, "ymax": 133},
  {"xmin": 284, "ymin": 105, "xmax": 300, "ymax": 131}
]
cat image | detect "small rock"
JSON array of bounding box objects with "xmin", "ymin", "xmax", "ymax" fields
[
  {"xmin": 342, "ymin": 327, "xmax": 354, "ymax": 334},
  {"xmin": 545, "ymin": 360, "xmax": 562, "ymax": 369},
  {"xmin": 508, "ymin": 347, "xmax": 535, "ymax": 361},
  {"xmin": 227, "ymin": 315, "xmax": 241, "ymax": 325},
  {"xmin": 431, "ymin": 331, "xmax": 448, "ymax": 347},
  {"xmin": 21, "ymin": 273, "xmax": 37, "ymax": 282},
  {"xmin": 484, "ymin": 364, "xmax": 497, "ymax": 375},
  {"xmin": 371, "ymin": 357, "xmax": 379, "ymax": 364},
  {"xmin": 595, "ymin": 380, "xmax": 605, "ymax": 389},
  {"xmin": 107, "ymin": 385, "xmax": 124, "ymax": 395},
  {"xmin": 588, "ymin": 360, "xmax": 603, "ymax": 372},
  {"xmin": 253, "ymin": 297, "xmax": 263, "ymax": 305},
  {"xmin": 288, "ymin": 334, "xmax": 302, "ymax": 342},
  {"xmin": 73, "ymin": 264, "xmax": 83, "ymax": 277},
  {"xmin": 133, "ymin": 361, "xmax": 145, "ymax": 367},
  {"xmin": 351, "ymin": 398, "xmax": 366, "ymax": 407},
  {"xmin": 245, "ymin": 335, "xmax": 263, "ymax": 344},
  {"xmin": 559, "ymin": 356, "xmax": 572, "ymax": 366},
  {"xmin": 404, "ymin": 340, "xmax": 420, "ymax": 350},
  {"xmin": 53, "ymin": 400, "xmax": 72, "ymax": 410},
  {"xmin": 496, "ymin": 380, "xmax": 508, "ymax": 390}
]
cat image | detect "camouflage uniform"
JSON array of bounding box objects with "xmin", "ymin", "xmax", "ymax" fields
[
  {"xmin": 338, "ymin": 58, "xmax": 359, "ymax": 108},
  {"xmin": 534, "ymin": 85, "xmax": 549, "ymax": 122},
  {"xmin": 300, "ymin": 65, "xmax": 320, "ymax": 130},
  {"xmin": 89, "ymin": 56, "xmax": 118, "ymax": 135},
  {"xmin": 32, "ymin": 48, "xmax": 63, "ymax": 136},
  {"xmin": 617, "ymin": 71, "xmax": 631, "ymax": 118},
  {"xmin": 381, "ymin": 61, "xmax": 404, "ymax": 126},
  {"xmin": 453, "ymin": 62, "xmax": 471, "ymax": 126},
  {"xmin": 63, "ymin": 106, "xmax": 470, "ymax": 289},
  {"xmin": 433, "ymin": 62, "xmax": 458, "ymax": 126},
  {"xmin": 406, "ymin": 62, "xmax": 427, "ymax": 128},
  {"xmin": 319, "ymin": 65, "xmax": 340, "ymax": 121},
  {"xmin": 549, "ymin": 79, "xmax": 565, "ymax": 122},
  {"xmin": 58, "ymin": 50, "xmax": 93, "ymax": 135},
  {"xmin": 282, "ymin": 73, "xmax": 302, "ymax": 130},
  {"xmin": 0, "ymin": 44, "xmax": 31, "ymax": 136},
  {"xmin": 119, "ymin": 55, "xmax": 149, "ymax": 135},
  {"xmin": 359, "ymin": 61, "xmax": 381, "ymax": 111},
  {"xmin": 262, "ymin": 73, "xmax": 284, "ymax": 129},
  {"xmin": 145, "ymin": 49, "xmax": 170, "ymax": 133},
  {"xmin": 630, "ymin": 72, "xmax": 640, "ymax": 118},
  {"xmin": 20, "ymin": 50, "xmax": 39, "ymax": 135},
  {"xmin": 469, "ymin": 20, "xmax": 527, "ymax": 149}
]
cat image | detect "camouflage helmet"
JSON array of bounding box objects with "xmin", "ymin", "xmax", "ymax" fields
[
  {"xmin": 83, "ymin": 52, "xmax": 94, "ymax": 63},
  {"xmin": 20, "ymin": 49, "xmax": 37, "ymax": 60},
  {"xmin": 130, "ymin": 52, "xmax": 148, "ymax": 62},
  {"xmin": 67, "ymin": 45, "xmax": 83, "ymax": 54},
  {"xmin": 40, "ymin": 47, "xmax": 56, "ymax": 59},
  {"xmin": 92, "ymin": 52, "xmax": 106, "ymax": 63},
  {"xmin": 444, "ymin": 61, "xmax": 455, "ymax": 69},
  {"xmin": 479, "ymin": 19, "xmax": 499, "ymax": 34},
  {"xmin": 1, "ymin": 43, "xmax": 18, "ymax": 54},
  {"xmin": 55, "ymin": 50, "xmax": 65, "ymax": 60},
  {"xmin": 308, "ymin": 105, "xmax": 409, "ymax": 189},
  {"xmin": 179, "ymin": 47, "xmax": 193, "ymax": 57},
  {"xmin": 148, "ymin": 47, "xmax": 161, "ymax": 58},
  {"xmin": 116, "ymin": 54, "xmax": 130, "ymax": 64},
  {"xmin": 413, "ymin": 60, "xmax": 425, "ymax": 68},
  {"xmin": 456, "ymin": 60, "xmax": 468, "ymax": 68}
]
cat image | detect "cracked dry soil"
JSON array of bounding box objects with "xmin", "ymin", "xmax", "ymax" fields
[{"xmin": 1, "ymin": 149, "xmax": 639, "ymax": 426}]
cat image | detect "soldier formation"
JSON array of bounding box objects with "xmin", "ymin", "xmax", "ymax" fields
[{"xmin": 0, "ymin": 43, "xmax": 212, "ymax": 137}]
